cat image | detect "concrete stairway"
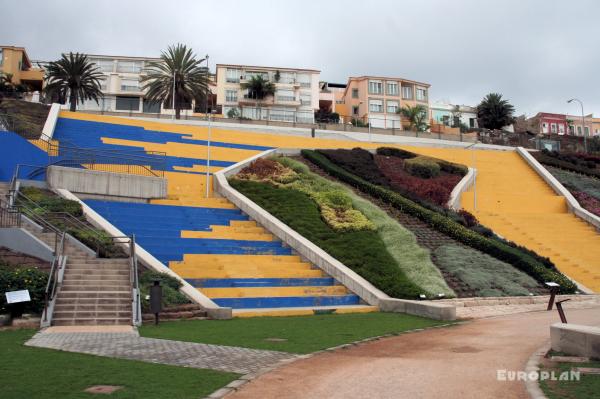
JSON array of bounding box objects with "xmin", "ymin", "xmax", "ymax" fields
[{"xmin": 21, "ymin": 221, "xmax": 133, "ymax": 326}]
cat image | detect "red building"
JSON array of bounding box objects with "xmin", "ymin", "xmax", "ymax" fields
[{"xmin": 536, "ymin": 112, "xmax": 567, "ymax": 135}]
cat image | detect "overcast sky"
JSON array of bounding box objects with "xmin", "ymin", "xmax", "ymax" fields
[{"xmin": 3, "ymin": 0, "xmax": 599, "ymax": 116}]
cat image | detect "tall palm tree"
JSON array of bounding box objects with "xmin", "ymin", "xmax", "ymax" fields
[
  {"xmin": 141, "ymin": 44, "xmax": 209, "ymax": 120},
  {"xmin": 44, "ymin": 53, "xmax": 104, "ymax": 112},
  {"xmin": 240, "ymin": 75, "xmax": 275, "ymax": 119},
  {"xmin": 476, "ymin": 93, "xmax": 515, "ymax": 130},
  {"xmin": 398, "ymin": 104, "xmax": 429, "ymax": 132}
]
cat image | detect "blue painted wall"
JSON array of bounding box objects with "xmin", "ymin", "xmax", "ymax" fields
[{"xmin": 0, "ymin": 132, "xmax": 49, "ymax": 182}]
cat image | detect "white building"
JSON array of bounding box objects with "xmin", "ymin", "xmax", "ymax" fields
[
  {"xmin": 430, "ymin": 100, "xmax": 479, "ymax": 129},
  {"xmin": 216, "ymin": 64, "xmax": 320, "ymax": 124}
]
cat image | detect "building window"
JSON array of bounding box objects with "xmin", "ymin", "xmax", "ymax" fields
[
  {"xmin": 276, "ymin": 89, "xmax": 295, "ymax": 102},
  {"xmin": 91, "ymin": 59, "xmax": 115, "ymax": 73},
  {"xmin": 402, "ymin": 85, "xmax": 413, "ymax": 100},
  {"xmin": 245, "ymin": 71, "xmax": 269, "ymax": 81},
  {"xmin": 368, "ymin": 80, "xmax": 382, "ymax": 94},
  {"xmin": 386, "ymin": 82, "xmax": 399, "ymax": 96},
  {"xmin": 143, "ymin": 99, "xmax": 161, "ymax": 113},
  {"xmin": 369, "ymin": 99, "xmax": 383, "ymax": 113},
  {"xmin": 297, "ymin": 74, "xmax": 311, "ymax": 88},
  {"xmin": 300, "ymin": 93, "xmax": 311, "ymax": 106},
  {"xmin": 416, "ymin": 88, "xmax": 427, "ymax": 101},
  {"xmin": 117, "ymin": 61, "xmax": 142, "ymax": 74},
  {"xmin": 469, "ymin": 118, "xmax": 476, "ymax": 128},
  {"xmin": 120, "ymin": 79, "xmax": 139, "ymax": 92},
  {"xmin": 386, "ymin": 100, "xmax": 399, "ymax": 114},
  {"xmin": 352, "ymin": 106, "xmax": 359, "ymax": 115},
  {"xmin": 115, "ymin": 96, "xmax": 140, "ymax": 111},
  {"xmin": 99, "ymin": 77, "xmax": 108, "ymax": 91},
  {"xmin": 226, "ymin": 68, "xmax": 241, "ymax": 83},
  {"xmin": 225, "ymin": 89, "xmax": 238, "ymax": 102},
  {"xmin": 577, "ymin": 126, "xmax": 582, "ymax": 135},
  {"xmin": 352, "ymin": 88, "xmax": 359, "ymax": 98},
  {"xmin": 584, "ymin": 126, "xmax": 590, "ymax": 136},
  {"xmin": 568, "ymin": 125, "xmax": 574, "ymax": 134},
  {"xmin": 0, "ymin": 49, "xmax": 3, "ymax": 66},
  {"xmin": 551, "ymin": 123, "xmax": 557, "ymax": 133}
]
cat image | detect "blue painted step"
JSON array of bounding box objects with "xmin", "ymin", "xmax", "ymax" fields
[
  {"xmin": 212, "ymin": 295, "xmax": 361, "ymax": 309},
  {"xmin": 188, "ymin": 278, "xmax": 336, "ymax": 288}
]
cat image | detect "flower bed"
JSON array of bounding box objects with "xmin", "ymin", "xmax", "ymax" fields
[
  {"xmin": 534, "ymin": 150, "xmax": 600, "ymax": 179},
  {"xmin": 229, "ymin": 156, "xmax": 455, "ymax": 299},
  {"xmin": 302, "ymin": 149, "xmax": 577, "ymax": 294}
]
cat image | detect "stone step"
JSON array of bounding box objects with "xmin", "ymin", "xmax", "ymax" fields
[
  {"xmin": 67, "ymin": 257, "xmax": 130, "ymax": 264},
  {"xmin": 64, "ymin": 270, "xmax": 130, "ymax": 278},
  {"xmin": 62, "ymin": 278, "xmax": 131, "ymax": 286},
  {"xmin": 52, "ymin": 317, "xmax": 132, "ymax": 326},
  {"xmin": 54, "ymin": 304, "xmax": 131, "ymax": 312},
  {"xmin": 55, "ymin": 297, "xmax": 132, "ymax": 306},
  {"xmin": 53, "ymin": 310, "xmax": 132, "ymax": 319},
  {"xmin": 57, "ymin": 290, "xmax": 131, "ymax": 299},
  {"xmin": 61, "ymin": 284, "xmax": 130, "ymax": 291}
]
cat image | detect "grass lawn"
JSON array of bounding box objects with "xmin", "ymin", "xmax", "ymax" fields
[
  {"xmin": 140, "ymin": 312, "xmax": 451, "ymax": 354},
  {"xmin": 540, "ymin": 358, "xmax": 600, "ymax": 399},
  {"xmin": 0, "ymin": 329, "xmax": 239, "ymax": 399}
]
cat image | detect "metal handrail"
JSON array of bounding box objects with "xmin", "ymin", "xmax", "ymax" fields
[
  {"xmin": 0, "ymin": 198, "xmax": 21, "ymax": 228},
  {"xmin": 42, "ymin": 231, "xmax": 65, "ymax": 323}
]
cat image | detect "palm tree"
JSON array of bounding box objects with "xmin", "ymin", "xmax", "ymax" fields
[
  {"xmin": 398, "ymin": 104, "xmax": 429, "ymax": 132},
  {"xmin": 476, "ymin": 93, "xmax": 515, "ymax": 130},
  {"xmin": 44, "ymin": 53, "xmax": 104, "ymax": 112},
  {"xmin": 240, "ymin": 75, "xmax": 275, "ymax": 119},
  {"xmin": 141, "ymin": 44, "xmax": 209, "ymax": 120}
]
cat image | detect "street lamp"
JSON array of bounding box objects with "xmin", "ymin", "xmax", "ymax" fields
[
  {"xmin": 171, "ymin": 68, "xmax": 176, "ymax": 121},
  {"xmin": 205, "ymin": 54, "xmax": 212, "ymax": 198},
  {"xmin": 567, "ymin": 98, "xmax": 587, "ymax": 153},
  {"xmin": 464, "ymin": 141, "xmax": 479, "ymax": 212}
]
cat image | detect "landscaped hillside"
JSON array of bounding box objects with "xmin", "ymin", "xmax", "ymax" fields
[
  {"xmin": 302, "ymin": 148, "xmax": 576, "ymax": 294},
  {"xmin": 230, "ymin": 157, "xmax": 455, "ymax": 299},
  {"xmin": 546, "ymin": 165, "xmax": 600, "ymax": 217}
]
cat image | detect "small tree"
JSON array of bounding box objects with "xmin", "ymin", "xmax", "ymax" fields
[
  {"xmin": 398, "ymin": 104, "xmax": 429, "ymax": 132},
  {"xmin": 476, "ymin": 93, "xmax": 515, "ymax": 130},
  {"xmin": 227, "ymin": 107, "xmax": 240, "ymax": 119},
  {"xmin": 274, "ymin": 70, "xmax": 281, "ymax": 82},
  {"xmin": 451, "ymin": 105, "xmax": 462, "ymax": 127}
]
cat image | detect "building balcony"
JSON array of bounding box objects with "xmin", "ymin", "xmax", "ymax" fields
[
  {"xmin": 275, "ymin": 96, "xmax": 300, "ymax": 105},
  {"xmin": 238, "ymin": 95, "xmax": 274, "ymax": 106}
]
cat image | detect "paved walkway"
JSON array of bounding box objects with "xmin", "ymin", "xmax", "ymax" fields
[
  {"xmin": 228, "ymin": 306, "xmax": 600, "ymax": 399},
  {"xmin": 26, "ymin": 330, "xmax": 295, "ymax": 375}
]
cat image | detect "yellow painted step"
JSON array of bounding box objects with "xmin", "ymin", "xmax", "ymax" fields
[
  {"xmin": 181, "ymin": 228, "xmax": 274, "ymax": 241},
  {"xmin": 175, "ymin": 269, "xmax": 325, "ymax": 279},
  {"xmin": 178, "ymin": 254, "xmax": 302, "ymax": 263},
  {"xmin": 200, "ymin": 286, "xmax": 348, "ymax": 298},
  {"xmin": 172, "ymin": 263, "xmax": 314, "ymax": 274},
  {"xmin": 233, "ymin": 306, "xmax": 378, "ymax": 318}
]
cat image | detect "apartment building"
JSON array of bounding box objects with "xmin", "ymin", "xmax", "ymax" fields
[
  {"xmin": 0, "ymin": 45, "xmax": 44, "ymax": 92},
  {"xmin": 216, "ymin": 64, "xmax": 320, "ymax": 123},
  {"xmin": 339, "ymin": 76, "xmax": 430, "ymax": 129},
  {"xmin": 430, "ymin": 101, "xmax": 478, "ymax": 129}
]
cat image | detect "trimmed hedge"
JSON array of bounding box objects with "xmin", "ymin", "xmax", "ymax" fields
[
  {"xmin": 404, "ymin": 156, "xmax": 441, "ymax": 178},
  {"xmin": 303, "ymin": 149, "xmax": 577, "ymax": 294},
  {"xmin": 230, "ymin": 179, "xmax": 425, "ymax": 299}
]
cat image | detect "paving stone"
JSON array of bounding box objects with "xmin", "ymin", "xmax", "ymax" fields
[{"xmin": 26, "ymin": 332, "xmax": 296, "ymax": 375}]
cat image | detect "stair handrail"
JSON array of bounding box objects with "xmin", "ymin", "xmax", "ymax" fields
[
  {"xmin": 129, "ymin": 234, "xmax": 141, "ymax": 326},
  {"xmin": 42, "ymin": 231, "xmax": 66, "ymax": 325},
  {"xmin": 0, "ymin": 197, "xmax": 21, "ymax": 228}
]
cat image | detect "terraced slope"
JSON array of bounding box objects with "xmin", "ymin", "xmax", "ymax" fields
[
  {"xmin": 50, "ymin": 112, "xmax": 377, "ymax": 316},
  {"xmin": 404, "ymin": 147, "xmax": 600, "ymax": 292}
]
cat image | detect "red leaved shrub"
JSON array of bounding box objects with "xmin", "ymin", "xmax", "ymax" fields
[{"xmin": 573, "ymin": 191, "xmax": 600, "ymax": 216}]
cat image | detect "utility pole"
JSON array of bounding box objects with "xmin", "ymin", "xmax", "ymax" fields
[
  {"xmin": 567, "ymin": 98, "xmax": 587, "ymax": 153},
  {"xmin": 205, "ymin": 55, "xmax": 211, "ymax": 198}
]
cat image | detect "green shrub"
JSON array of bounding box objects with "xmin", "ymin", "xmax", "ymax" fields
[
  {"xmin": 0, "ymin": 265, "xmax": 48, "ymax": 317},
  {"xmin": 434, "ymin": 245, "xmax": 540, "ymax": 297},
  {"xmin": 139, "ymin": 271, "xmax": 190, "ymax": 312},
  {"xmin": 19, "ymin": 187, "xmax": 83, "ymax": 216},
  {"xmin": 230, "ymin": 178, "xmax": 425, "ymax": 299},
  {"xmin": 314, "ymin": 190, "xmax": 352, "ymax": 210},
  {"xmin": 377, "ymin": 147, "xmax": 416, "ymax": 160},
  {"xmin": 302, "ymin": 149, "xmax": 577, "ymax": 294},
  {"xmin": 377, "ymin": 147, "xmax": 467, "ymax": 176},
  {"xmin": 404, "ymin": 156, "xmax": 441, "ymax": 178}
]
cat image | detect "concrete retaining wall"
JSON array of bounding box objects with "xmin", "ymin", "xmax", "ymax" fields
[
  {"xmin": 47, "ymin": 166, "xmax": 167, "ymax": 200},
  {"xmin": 551, "ymin": 323, "xmax": 600, "ymax": 358},
  {"xmin": 42, "ymin": 103, "xmax": 61, "ymax": 139},
  {"xmin": 447, "ymin": 167, "xmax": 476, "ymax": 210},
  {"xmin": 214, "ymin": 149, "xmax": 456, "ymax": 321},
  {"xmin": 0, "ymin": 227, "xmax": 54, "ymax": 262},
  {"xmin": 54, "ymin": 188, "xmax": 232, "ymax": 320},
  {"xmin": 517, "ymin": 147, "xmax": 600, "ymax": 230}
]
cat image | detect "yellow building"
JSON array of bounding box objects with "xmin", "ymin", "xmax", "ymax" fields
[{"xmin": 0, "ymin": 45, "xmax": 44, "ymax": 91}]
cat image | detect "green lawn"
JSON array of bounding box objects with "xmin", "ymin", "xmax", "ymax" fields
[
  {"xmin": 140, "ymin": 312, "xmax": 451, "ymax": 354},
  {"xmin": 540, "ymin": 358, "xmax": 600, "ymax": 399},
  {"xmin": 0, "ymin": 329, "xmax": 239, "ymax": 399}
]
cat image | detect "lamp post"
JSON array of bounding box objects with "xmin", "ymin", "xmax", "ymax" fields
[
  {"xmin": 205, "ymin": 54, "xmax": 211, "ymax": 198},
  {"xmin": 171, "ymin": 68, "xmax": 176, "ymax": 121},
  {"xmin": 465, "ymin": 141, "xmax": 479, "ymax": 212},
  {"xmin": 567, "ymin": 98, "xmax": 587, "ymax": 153}
]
